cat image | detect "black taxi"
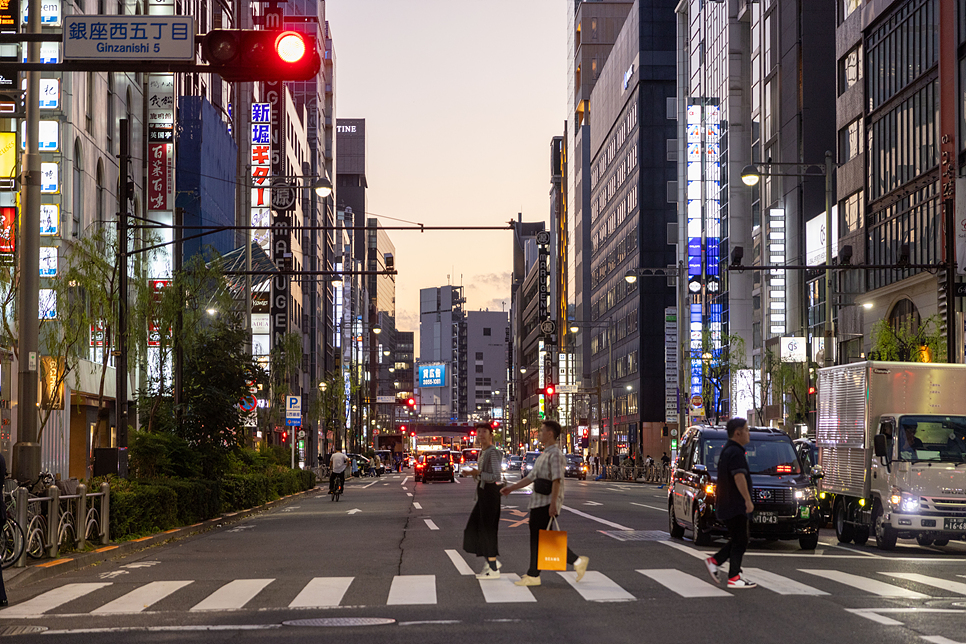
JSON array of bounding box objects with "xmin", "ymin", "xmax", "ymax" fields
[{"xmin": 668, "ymin": 425, "xmax": 823, "ymax": 550}]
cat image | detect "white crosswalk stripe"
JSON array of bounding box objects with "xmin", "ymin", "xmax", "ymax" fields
[
  {"xmin": 637, "ymin": 569, "xmax": 731, "ymax": 597},
  {"xmin": 92, "ymin": 580, "xmax": 193, "ymax": 614},
  {"xmin": 190, "ymin": 579, "xmax": 274, "ymax": 611},
  {"xmin": 800, "ymin": 569, "xmax": 930, "ymax": 598},
  {"xmin": 7, "ymin": 561, "xmax": 966, "ymax": 617},
  {"xmin": 288, "ymin": 577, "xmax": 354, "ymax": 608}
]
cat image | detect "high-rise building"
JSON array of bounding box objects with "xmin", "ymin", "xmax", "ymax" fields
[
  {"xmin": 419, "ymin": 285, "xmax": 467, "ymax": 422},
  {"xmin": 466, "ymin": 311, "xmax": 509, "ymax": 422},
  {"xmin": 510, "ymin": 217, "xmax": 546, "ymax": 447},
  {"xmin": 587, "ymin": 0, "xmax": 678, "ymax": 459}
]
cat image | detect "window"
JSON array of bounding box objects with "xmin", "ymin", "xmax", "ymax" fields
[
  {"xmin": 483, "ymin": 328, "xmax": 491, "ymax": 336},
  {"xmin": 475, "ymin": 365, "xmax": 483, "ymax": 373},
  {"xmin": 867, "ymin": 0, "xmax": 938, "ymax": 110},
  {"xmin": 839, "ymin": 0, "xmax": 860, "ymax": 23},
  {"xmin": 841, "ymin": 191, "xmax": 864, "ymax": 234},
  {"xmin": 72, "ymin": 140, "xmax": 82, "ymax": 237},
  {"xmin": 475, "ymin": 352, "xmax": 483, "ymax": 360},
  {"xmin": 85, "ymin": 73, "xmax": 94, "ymax": 132},
  {"xmin": 838, "ymin": 46, "xmax": 862, "ymax": 95},
  {"xmin": 839, "ymin": 119, "xmax": 863, "ymax": 163}
]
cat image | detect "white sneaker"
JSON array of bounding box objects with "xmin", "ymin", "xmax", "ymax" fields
[
  {"xmin": 476, "ymin": 567, "xmax": 500, "ymax": 580},
  {"xmin": 573, "ymin": 556, "xmax": 590, "ymax": 582},
  {"xmin": 479, "ymin": 560, "xmax": 502, "ymax": 575},
  {"xmin": 704, "ymin": 557, "xmax": 720, "ymax": 584},
  {"xmin": 727, "ymin": 574, "xmax": 757, "ymax": 589},
  {"xmin": 514, "ymin": 574, "xmax": 542, "ymax": 587}
]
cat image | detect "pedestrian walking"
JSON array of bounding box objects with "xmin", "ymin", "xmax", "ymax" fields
[
  {"xmin": 462, "ymin": 422, "xmax": 504, "ymax": 579},
  {"xmin": 500, "ymin": 420, "xmax": 589, "ymax": 587},
  {"xmin": 704, "ymin": 417, "xmax": 757, "ymax": 589}
]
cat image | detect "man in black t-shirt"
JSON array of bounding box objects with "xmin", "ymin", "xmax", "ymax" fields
[{"xmin": 703, "ymin": 418, "xmax": 757, "ymax": 589}]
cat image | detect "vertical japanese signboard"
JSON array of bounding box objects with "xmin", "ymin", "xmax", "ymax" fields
[
  {"xmin": 251, "ymin": 102, "xmax": 271, "ymax": 250},
  {"xmin": 266, "ymin": 82, "xmax": 289, "ymax": 350},
  {"xmin": 664, "ymin": 307, "xmax": 678, "ymax": 424}
]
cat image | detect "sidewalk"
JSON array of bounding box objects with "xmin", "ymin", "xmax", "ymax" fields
[{"xmin": 5, "ymin": 485, "xmax": 323, "ymax": 590}]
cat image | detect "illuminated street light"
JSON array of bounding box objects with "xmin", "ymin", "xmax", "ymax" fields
[{"xmin": 740, "ymin": 164, "xmax": 761, "ymax": 186}]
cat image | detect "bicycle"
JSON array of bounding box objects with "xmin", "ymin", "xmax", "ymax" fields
[
  {"xmin": 1, "ymin": 494, "xmax": 24, "ymax": 569},
  {"xmin": 329, "ymin": 472, "xmax": 345, "ymax": 502}
]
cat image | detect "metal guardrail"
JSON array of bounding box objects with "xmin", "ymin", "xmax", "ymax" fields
[
  {"xmin": 8, "ymin": 482, "xmax": 109, "ymax": 567},
  {"xmin": 598, "ymin": 464, "xmax": 670, "ymax": 484}
]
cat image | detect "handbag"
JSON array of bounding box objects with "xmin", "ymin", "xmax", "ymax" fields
[
  {"xmin": 533, "ymin": 478, "xmax": 554, "ymax": 495},
  {"xmin": 537, "ymin": 517, "xmax": 567, "ymax": 571}
]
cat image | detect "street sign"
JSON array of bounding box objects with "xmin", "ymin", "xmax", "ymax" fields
[
  {"xmin": 63, "ymin": 16, "xmax": 196, "ymax": 61},
  {"xmin": 285, "ymin": 395, "xmax": 301, "ymax": 419},
  {"xmin": 297, "ymin": 430, "xmax": 306, "ymax": 439},
  {"xmin": 557, "ymin": 385, "xmax": 577, "ymax": 394},
  {"xmin": 375, "ymin": 395, "xmax": 395, "ymax": 404},
  {"xmin": 285, "ymin": 417, "xmax": 301, "ymax": 427},
  {"xmin": 238, "ymin": 394, "xmax": 257, "ymax": 413}
]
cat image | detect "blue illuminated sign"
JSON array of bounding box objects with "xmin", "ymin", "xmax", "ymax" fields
[{"xmin": 419, "ymin": 364, "xmax": 446, "ymax": 388}]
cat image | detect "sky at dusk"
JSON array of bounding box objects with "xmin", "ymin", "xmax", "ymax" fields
[{"xmin": 325, "ymin": 0, "xmax": 567, "ymax": 338}]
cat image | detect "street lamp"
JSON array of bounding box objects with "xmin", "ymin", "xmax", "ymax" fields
[
  {"xmin": 312, "ymin": 176, "xmax": 333, "ymax": 198},
  {"xmin": 740, "ymin": 151, "xmax": 835, "ymax": 367}
]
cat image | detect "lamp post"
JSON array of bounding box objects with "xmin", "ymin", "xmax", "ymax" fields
[{"xmin": 740, "ymin": 152, "xmax": 835, "ymax": 367}]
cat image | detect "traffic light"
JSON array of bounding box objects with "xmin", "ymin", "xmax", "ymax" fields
[
  {"xmin": 542, "ymin": 383, "xmax": 556, "ymax": 397},
  {"xmin": 469, "ymin": 429, "xmax": 477, "ymax": 437},
  {"xmin": 399, "ymin": 425, "xmax": 407, "ymax": 433},
  {"xmin": 201, "ymin": 30, "xmax": 321, "ymax": 82},
  {"xmin": 407, "ymin": 397, "xmax": 416, "ymax": 409},
  {"xmin": 490, "ymin": 420, "xmax": 501, "ymax": 430},
  {"xmin": 281, "ymin": 430, "xmax": 288, "ymax": 444}
]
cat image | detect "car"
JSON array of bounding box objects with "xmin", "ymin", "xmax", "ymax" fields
[
  {"xmin": 421, "ymin": 451, "xmax": 456, "ymax": 483},
  {"xmin": 565, "ymin": 454, "xmax": 588, "ymax": 480},
  {"xmin": 522, "ymin": 451, "xmax": 540, "ymax": 476},
  {"xmin": 459, "ymin": 449, "xmax": 481, "ymax": 477},
  {"xmin": 507, "ymin": 456, "xmax": 523, "ymax": 472},
  {"xmin": 668, "ymin": 425, "xmax": 823, "ymax": 550}
]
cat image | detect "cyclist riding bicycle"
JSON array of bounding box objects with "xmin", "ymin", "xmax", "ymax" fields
[{"xmin": 329, "ymin": 448, "xmax": 348, "ymax": 495}]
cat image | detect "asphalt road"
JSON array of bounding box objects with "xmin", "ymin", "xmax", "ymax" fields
[{"xmin": 3, "ymin": 469, "xmax": 966, "ymax": 644}]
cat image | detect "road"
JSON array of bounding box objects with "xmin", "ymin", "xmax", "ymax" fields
[{"xmin": 3, "ymin": 470, "xmax": 966, "ymax": 644}]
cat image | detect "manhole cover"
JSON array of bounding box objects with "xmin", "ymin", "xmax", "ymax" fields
[
  {"xmin": 600, "ymin": 530, "xmax": 669, "ymax": 542},
  {"xmin": 0, "ymin": 626, "xmax": 48, "ymax": 636},
  {"xmin": 283, "ymin": 617, "xmax": 395, "ymax": 628}
]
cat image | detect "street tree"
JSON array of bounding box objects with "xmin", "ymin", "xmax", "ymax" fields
[
  {"xmin": 870, "ymin": 314, "xmax": 946, "ymax": 363},
  {"xmin": 698, "ymin": 332, "xmax": 748, "ymax": 424}
]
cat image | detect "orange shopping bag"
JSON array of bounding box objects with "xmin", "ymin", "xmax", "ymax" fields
[{"xmin": 537, "ymin": 518, "xmax": 567, "ymax": 571}]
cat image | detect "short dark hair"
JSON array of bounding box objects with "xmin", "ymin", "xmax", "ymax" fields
[
  {"xmin": 726, "ymin": 417, "xmax": 748, "ymax": 438},
  {"xmin": 474, "ymin": 422, "xmax": 492, "ymax": 433},
  {"xmin": 542, "ymin": 420, "xmax": 562, "ymax": 439}
]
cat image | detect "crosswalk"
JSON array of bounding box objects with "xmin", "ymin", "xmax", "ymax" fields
[{"xmin": 6, "ymin": 556, "xmax": 966, "ymax": 618}]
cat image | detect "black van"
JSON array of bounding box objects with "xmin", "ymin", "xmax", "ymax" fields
[{"xmin": 668, "ymin": 425, "xmax": 823, "ymax": 550}]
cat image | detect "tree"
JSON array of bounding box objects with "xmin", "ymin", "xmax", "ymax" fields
[
  {"xmin": 698, "ymin": 332, "xmax": 748, "ymax": 424},
  {"xmin": 266, "ymin": 332, "xmax": 303, "ymax": 440},
  {"xmin": 870, "ymin": 315, "xmax": 946, "ymax": 363}
]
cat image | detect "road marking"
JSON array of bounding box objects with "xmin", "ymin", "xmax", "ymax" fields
[
  {"xmin": 658, "ymin": 541, "xmax": 708, "ymax": 559},
  {"xmin": 922, "ymin": 637, "xmax": 966, "ymax": 644},
  {"xmin": 92, "ymin": 580, "xmax": 193, "ymax": 614},
  {"xmin": 445, "ymin": 549, "xmax": 475, "ymax": 576},
  {"xmin": 387, "ymin": 575, "xmax": 436, "ymax": 605},
  {"xmin": 558, "ymin": 571, "xmax": 635, "ymax": 602},
  {"xmin": 288, "ymin": 577, "xmax": 353, "ymax": 608},
  {"xmin": 631, "ymin": 502, "xmax": 667, "ymax": 512},
  {"xmin": 881, "ymin": 573, "xmax": 966, "ymax": 595},
  {"xmin": 562, "ymin": 505, "xmax": 633, "ymax": 531},
  {"xmin": 607, "ymin": 488, "xmax": 622, "ymax": 492},
  {"xmin": 800, "ymin": 570, "xmax": 929, "ymax": 598},
  {"xmin": 743, "ymin": 569, "xmax": 828, "ymax": 595},
  {"xmin": 401, "ymin": 476, "xmax": 409, "ymax": 485},
  {"xmin": 361, "ymin": 481, "xmax": 378, "ymax": 489},
  {"xmin": 44, "ymin": 625, "xmax": 284, "ymax": 634},
  {"xmin": 453, "ymin": 478, "xmax": 460, "ymax": 484},
  {"xmin": 638, "ymin": 569, "xmax": 730, "ymax": 598},
  {"xmin": 845, "ymin": 608, "xmax": 966, "ymax": 626},
  {"xmin": 413, "ymin": 502, "xmax": 422, "ymax": 509},
  {"xmin": 347, "ymin": 509, "xmax": 362, "ymax": 515},
  {"xmin": 190, "ymin": 579, "xmax": 273, "ymax": 611},
  {"xmin": 2, "ymin": 583, "xmax": 111, "ymax": 618},
  {"xmin": 424, "ymin": 519, "xmax": 439, "ymax": 531},
  {"xmin": 122, "ymin": 561, "xmax": 161, "ymax": 569},
  {"xmin": 407, "ymin": 492, "xmax": 413, "ymax": 497},
  {"xmin": 583, "ymin": 501, "xmax": 603, "ymax": 506},
  {"xmin": 479, "ymin": 574, "xmax": 537, "ymax": 603},
  {"xmin": 402, "ymin": 487, "xmax": 408, "ymax": 491}
]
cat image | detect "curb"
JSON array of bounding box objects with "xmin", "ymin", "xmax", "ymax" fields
[{"xmin": 6, "ymin": 485, "xmax": 324, "ymax": 590}]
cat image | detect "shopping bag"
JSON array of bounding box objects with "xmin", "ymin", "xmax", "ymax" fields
[{"xmin": 537, "ymin": 518, "xmax": 567, "ymax": 571}]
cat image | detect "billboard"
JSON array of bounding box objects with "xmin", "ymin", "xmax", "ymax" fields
[
  {"xmin": 418, "ymin": 363, "xmax": 446, "ymax": 388},
  {"xmin": 805, "ymin": 207, "xmax": 839, "ymax": 267}
]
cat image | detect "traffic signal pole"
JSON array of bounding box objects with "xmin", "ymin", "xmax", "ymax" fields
[{"xmin": 13, "ymin": 0, "xmax": 42, "ymax": 483}]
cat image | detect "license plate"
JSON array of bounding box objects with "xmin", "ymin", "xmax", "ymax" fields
[
  {"xmin": 433, "ymin": 467, "xmax": 441, "ymax": 471},
  {"xmin": 754, "ymin": 513, "xmax": 778, "ymax": 524},
  {"xmin": 944, "ymin": 518, "xmax": 966, "ymax": 531}
]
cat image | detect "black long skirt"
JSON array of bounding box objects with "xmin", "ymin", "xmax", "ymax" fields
[{"xmin": 462, "ymin": 483, "xmax": 501, "ymax": 558}]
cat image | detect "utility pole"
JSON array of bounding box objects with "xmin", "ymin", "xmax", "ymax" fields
[
  {"xmin": 13, "ymin": 0, "xmax": 42, "ymax": 482},
  {"xmin": 116, "ymin": 119, "xmax": 131, "ymax": 448}
]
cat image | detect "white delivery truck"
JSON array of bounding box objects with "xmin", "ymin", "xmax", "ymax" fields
[{"xmin": 817, "ymin": 361, "xmax": 966, "ymax": 550}]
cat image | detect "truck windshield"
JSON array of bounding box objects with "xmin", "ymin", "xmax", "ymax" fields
[
  {"xmin": 703, "ymin": 438, "xmax": 802, "ymax": 475},
  {"xmin": 894, "ymin": 415, "xmax": 966, "ymax": 463}
]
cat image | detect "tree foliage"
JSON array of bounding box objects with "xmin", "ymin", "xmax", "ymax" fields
[{"xmin": 870, "ymin": 315, "xmax": 946, "ymax": 363}]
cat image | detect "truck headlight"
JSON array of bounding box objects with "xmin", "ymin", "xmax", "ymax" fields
[
  {"xmin": 794, "ymin": 488, "xmax": 815, "ymax": 501},
  {"xmin": 891, "ymin": 488, "xmax": 919, "ymax": 512}
]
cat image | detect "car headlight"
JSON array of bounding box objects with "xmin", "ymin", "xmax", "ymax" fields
[{"xmin": 794, "ymin": 488, "xmax": 815, "ymax": 501}]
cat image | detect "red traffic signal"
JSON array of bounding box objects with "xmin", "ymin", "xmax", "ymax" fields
[
  {"xmin": 281, "ymin": 431, "xmax": 288, "ymax": 443},
  {"xmin": 201, "ymin": 30, "xmax": 321, "ymax": 82},
  {"xmin": 490, "ymin": 420, "xmax": 501, "ymax": 429},
  {"xmin": 399, "ymin": 425, "xmax": 407, "ymax": 432},
  {"xmin": 543, "ymin": 384, "xmax": 556, "ymax": 397},
  {"xmin": 469, "ymin": 429, "xmax": 477, "ymax": 437},
  {"xmin": 406, "ymin": 397, "xmax": 416, "ymax": 408},
  {"xmin": 410, "ymin": 431, "xmax": 416, "ymax": 437},
  {"xmin": 808, "ymin": 386, "xmax": 817, "ymax": 395}
]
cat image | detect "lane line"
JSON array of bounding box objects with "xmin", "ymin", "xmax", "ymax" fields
[
  {"xmin": 562, "ymin": 505, "xmax": 633, "ymax": 531},
  {"xmin": 190, "ymin": 579, "xmax": 274, "ymax": 611},
  {"xmin": 638, "ymin": 569, "xmax": 730, "ymax": 598},
  {"xmin": 387, "ymin": 575, "xmax": 436, "ymax": 605},
  {"xmin": 558, "ymin": 571, "xmax": 635, "ymax": 601},
  {"xmin": 361, "ymin": 481, "xmax": 378, "ymax": 489},
  {"xmin": 479, "ymin": 574, "xmax": 537, "ymax": 603},
  {"xmin": 800, "ymin": 569, "xmax": 929, "ymax": 598},
  {"xmin": 288, "ymin": 577, "xmax": 354, "ymax": 608},
  {"xmin": 881, "ymin": 573, "xmax": 966, "ymax": 595},
  {"xmin": 407, "ymin": 492, "xmax": 413, "ymax": 497},
  {"xmin": 93, "ymin": 581, "xmax": 193, "ymax": 614},
  {"xmin": 631, "ymin": 502, "xmax": 667, "ymax": 512},
  {"xmin": 743, "ymin": 569, "xmax": 828, "ymax": 595},
  {"xmin": 401, "ymin": 476, "xmax": 409, "ymax": 485},
  {"xmin": 424, "ymin": 519, "xmax": 440, "ymax": 531},
  {"xmin": 445, "ymin": 549, "xmax": 475, "ymax": 576},
  {"xmin": 2, "ymin": 583, "xmax": 112, "ymax": 618},
  {"xmin": 413, "ymin": 502, "xmax": 422, "ymax": 509},
  {"xmin": 44, "ymin": 626, "xmax": 284, "ymax": 634}
]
